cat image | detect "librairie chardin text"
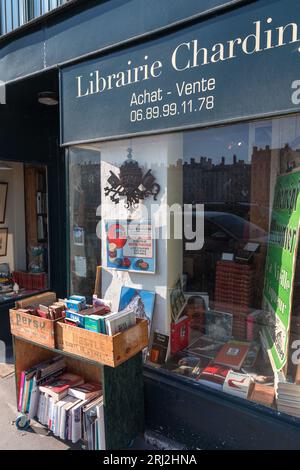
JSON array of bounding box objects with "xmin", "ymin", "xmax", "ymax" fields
[{"xmin": 76, "ymin": 17, "xmax": 300, "ymax": 98}]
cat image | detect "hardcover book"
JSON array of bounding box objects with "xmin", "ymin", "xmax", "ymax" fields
[
  {"xmin": 184, "ymin": 334, "xmax": 224, "ymax": 360},
  {"xmin": 214, "ymin": 341, "xmax": 250, "ymax": 370},
  {"xmin": 105, "ymin": 309, "xmax": 136, "ymax": 336},
  {"xmin": 118, "ymin": 286, "xmax": 155, "ymax": 337},
  {"xmin": 150, "ymin": 332, "xmax": 169, "ymax": 364},
  {"xmin": 68, "ymin": 382, "xmax": 102, "ymax": 400},
  {"xmin": 197, "ymin": 362, "xmax": 231, "ymax": 390},
  {"xmin": 171, "ymin": 315, "xmax": 190, "ymax": 354}
]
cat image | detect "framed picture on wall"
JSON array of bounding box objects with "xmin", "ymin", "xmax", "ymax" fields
[
  {"xmin": 0, "ymin": 183, "xmax": 8, "ymax": 224},
  {"xmin": 0, "ymin": 228, "xmax": 8, "ymax": 257}
]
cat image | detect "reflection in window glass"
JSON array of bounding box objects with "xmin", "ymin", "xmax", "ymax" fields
[
  {"xmin": 164, "ymin": 115, "xmax": 300, "ymax": 418},
  {"xmin": 68, "ymin": 114, "xmax": 300, "ymax": 420},
  {"xmin": 68, "ymin": 147, "xmax": 101, "ymax": 301}
]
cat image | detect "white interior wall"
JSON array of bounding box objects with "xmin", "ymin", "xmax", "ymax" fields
[
  {"xmin": 99, "ymin": 133, "xmax": 183, "ymax": 335},
  {"xmin": 0, "ymin": 162, "xmax": 26, "ymax": 272}
]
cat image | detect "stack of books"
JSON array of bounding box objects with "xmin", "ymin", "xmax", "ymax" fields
[
  {"xmin": 276, "ymin": 373, "xmax": 300, "ymax": 417},
  {"xmin": 18, "ymin": 358, "xmax": 105, "ymax": 449}
]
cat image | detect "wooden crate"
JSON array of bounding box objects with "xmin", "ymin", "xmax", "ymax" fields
[
  {"xmin": 9, "ymin": 308, "xmax": 62, "ymax": 348},
  {"xmin": 15, "ymin": 291, "xmax": 56, "ymax": 309},
  {"xmin": 56, "ymin": 318, "xmax": 148, "ymax": 367}
]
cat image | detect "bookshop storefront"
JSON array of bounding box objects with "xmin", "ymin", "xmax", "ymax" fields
[
  {"xmin": 58, "ymin": 0, "xmax": 300, "ymax": 450},
  {"xmin": 3, "ymin": 0, "xmax": 300, "ymax": 450}
]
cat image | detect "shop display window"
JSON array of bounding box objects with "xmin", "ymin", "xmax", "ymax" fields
[
  {"xmin": 68, "ymin": 146, "xmax": 101, "ymax": 300},
  {"xmin": 67, "ymin": 114, "xmax": 300, "ymax": 419},
  {"xmin": 161, "ymin": 115, "xmax": 300, "ymax": 418}
]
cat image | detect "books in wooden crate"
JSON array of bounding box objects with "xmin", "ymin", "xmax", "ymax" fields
[
  {"xmin": 55, "ymin": 318, "xmax": 148, "ymax": 367},
  {"xmin": 10, "ymin": 292, "xmax": 64, "ymax": 348}
]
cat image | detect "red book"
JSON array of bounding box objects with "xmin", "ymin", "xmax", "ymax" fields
[
  {"xmin": 197, "ymin": 363, "xmax": 231, "ymax": 387},
  {"xmin": 214, "ymin": 341, "xmax": 250, "ymax": 370},
  {"xmin": 171, "ymin": 316, "xmax": 190, "ymax": 354}
]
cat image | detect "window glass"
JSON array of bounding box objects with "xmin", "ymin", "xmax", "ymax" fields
[
  {"xmin": 68, "ymin": 114, "xmax": 300, "ymax": 420},
  {"xmin": 163, "ymin": 115, "xmax": 300, "ymax": 418},
  {"xmin": 68, "ymin": 146, "xmax": 101, "ymax": 301}
]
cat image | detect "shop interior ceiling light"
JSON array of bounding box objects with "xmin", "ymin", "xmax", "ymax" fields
[{"xmin": 38, "ymin": 91, "xmax": 59, "ymax": 106}]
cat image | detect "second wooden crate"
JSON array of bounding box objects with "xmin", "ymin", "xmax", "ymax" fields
[{"xmin": 55, "ymin": 318, "xmax": 148, "ymax": 367}]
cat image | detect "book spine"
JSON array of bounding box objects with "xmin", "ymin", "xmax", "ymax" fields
[
  {"xmin": 26, "ymin": 379, "xmax": 34, "ymax": 414},
  {"xmin": 72, "ymin": 407, "xmax": 82, "ymax": 444},
  {"xmin": 22, "ymin": 378, "xmax": 30, "ymax": 413},
  {"xmin": 99, "ymin": 317, "xmax": 107, "ymax": 334},
  {"xmin": 18, "ymin": 372, "xmax": 25, "ymax": 412},
  {"xmin": 96, "ymin": 403, "xmax": 106, "ymax": 450}
]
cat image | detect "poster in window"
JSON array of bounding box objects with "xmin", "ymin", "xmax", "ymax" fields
[
  {"xmin": 73, "ymin": 226, "xmax": 85, "ymax": 246},
  {"xmin": 262, "ymin": 170, "xmax": 300, "ymax": 372},
  {"xmin": 105, "ymin": 220, "xmax": 155, "ymax": 273}
]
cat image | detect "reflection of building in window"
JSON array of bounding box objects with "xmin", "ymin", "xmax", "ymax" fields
[
  {"xmin": 280, "ymin": 144, "xmax": 300, "ymax": 174},
  {"xmin": 183, "ymin": 155, "xmax": 251, "ymax": 207},
  {"xmin": 250, "ymin": 146, "xmax": 271, "ymax": 234}
]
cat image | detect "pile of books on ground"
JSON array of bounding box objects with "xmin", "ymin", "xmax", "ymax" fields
[
  {"xmin": 18, "ymin": 356, "xmax": 105, "ymax": 449},
  {"xmin": 276, "ymin": 372, "xmax": 300, "ymax": 417},
  {"xmin": 64, "ymin": 294, "xmax": 136, "ymax": 335}
]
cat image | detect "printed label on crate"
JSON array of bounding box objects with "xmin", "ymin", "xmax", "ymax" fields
[{"xmin": 10, "ymin": 309, "xmax": 56, "ymax": 346}]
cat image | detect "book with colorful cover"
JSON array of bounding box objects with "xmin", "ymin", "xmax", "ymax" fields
[
  {"xmin": 149, "ymin": 332, "xmax": 169, "ymax": 364},
  {"xmin": 197, "ymin": 362, "xmax": 231, "ymax": 390},
  {"xmin": 171, "ymin": 315, "xmax": 190, "ymax": 354},
  {"xmin": 26, "ymin": 378, "xmax": 34, "ymax": 413},
  {"xmin": 223, "ymin": 371, "xmax": 253, "ymax": 398},
  {"xmin": 118, "ymin": 286, "xmax": 156, "ymax": 337}
]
